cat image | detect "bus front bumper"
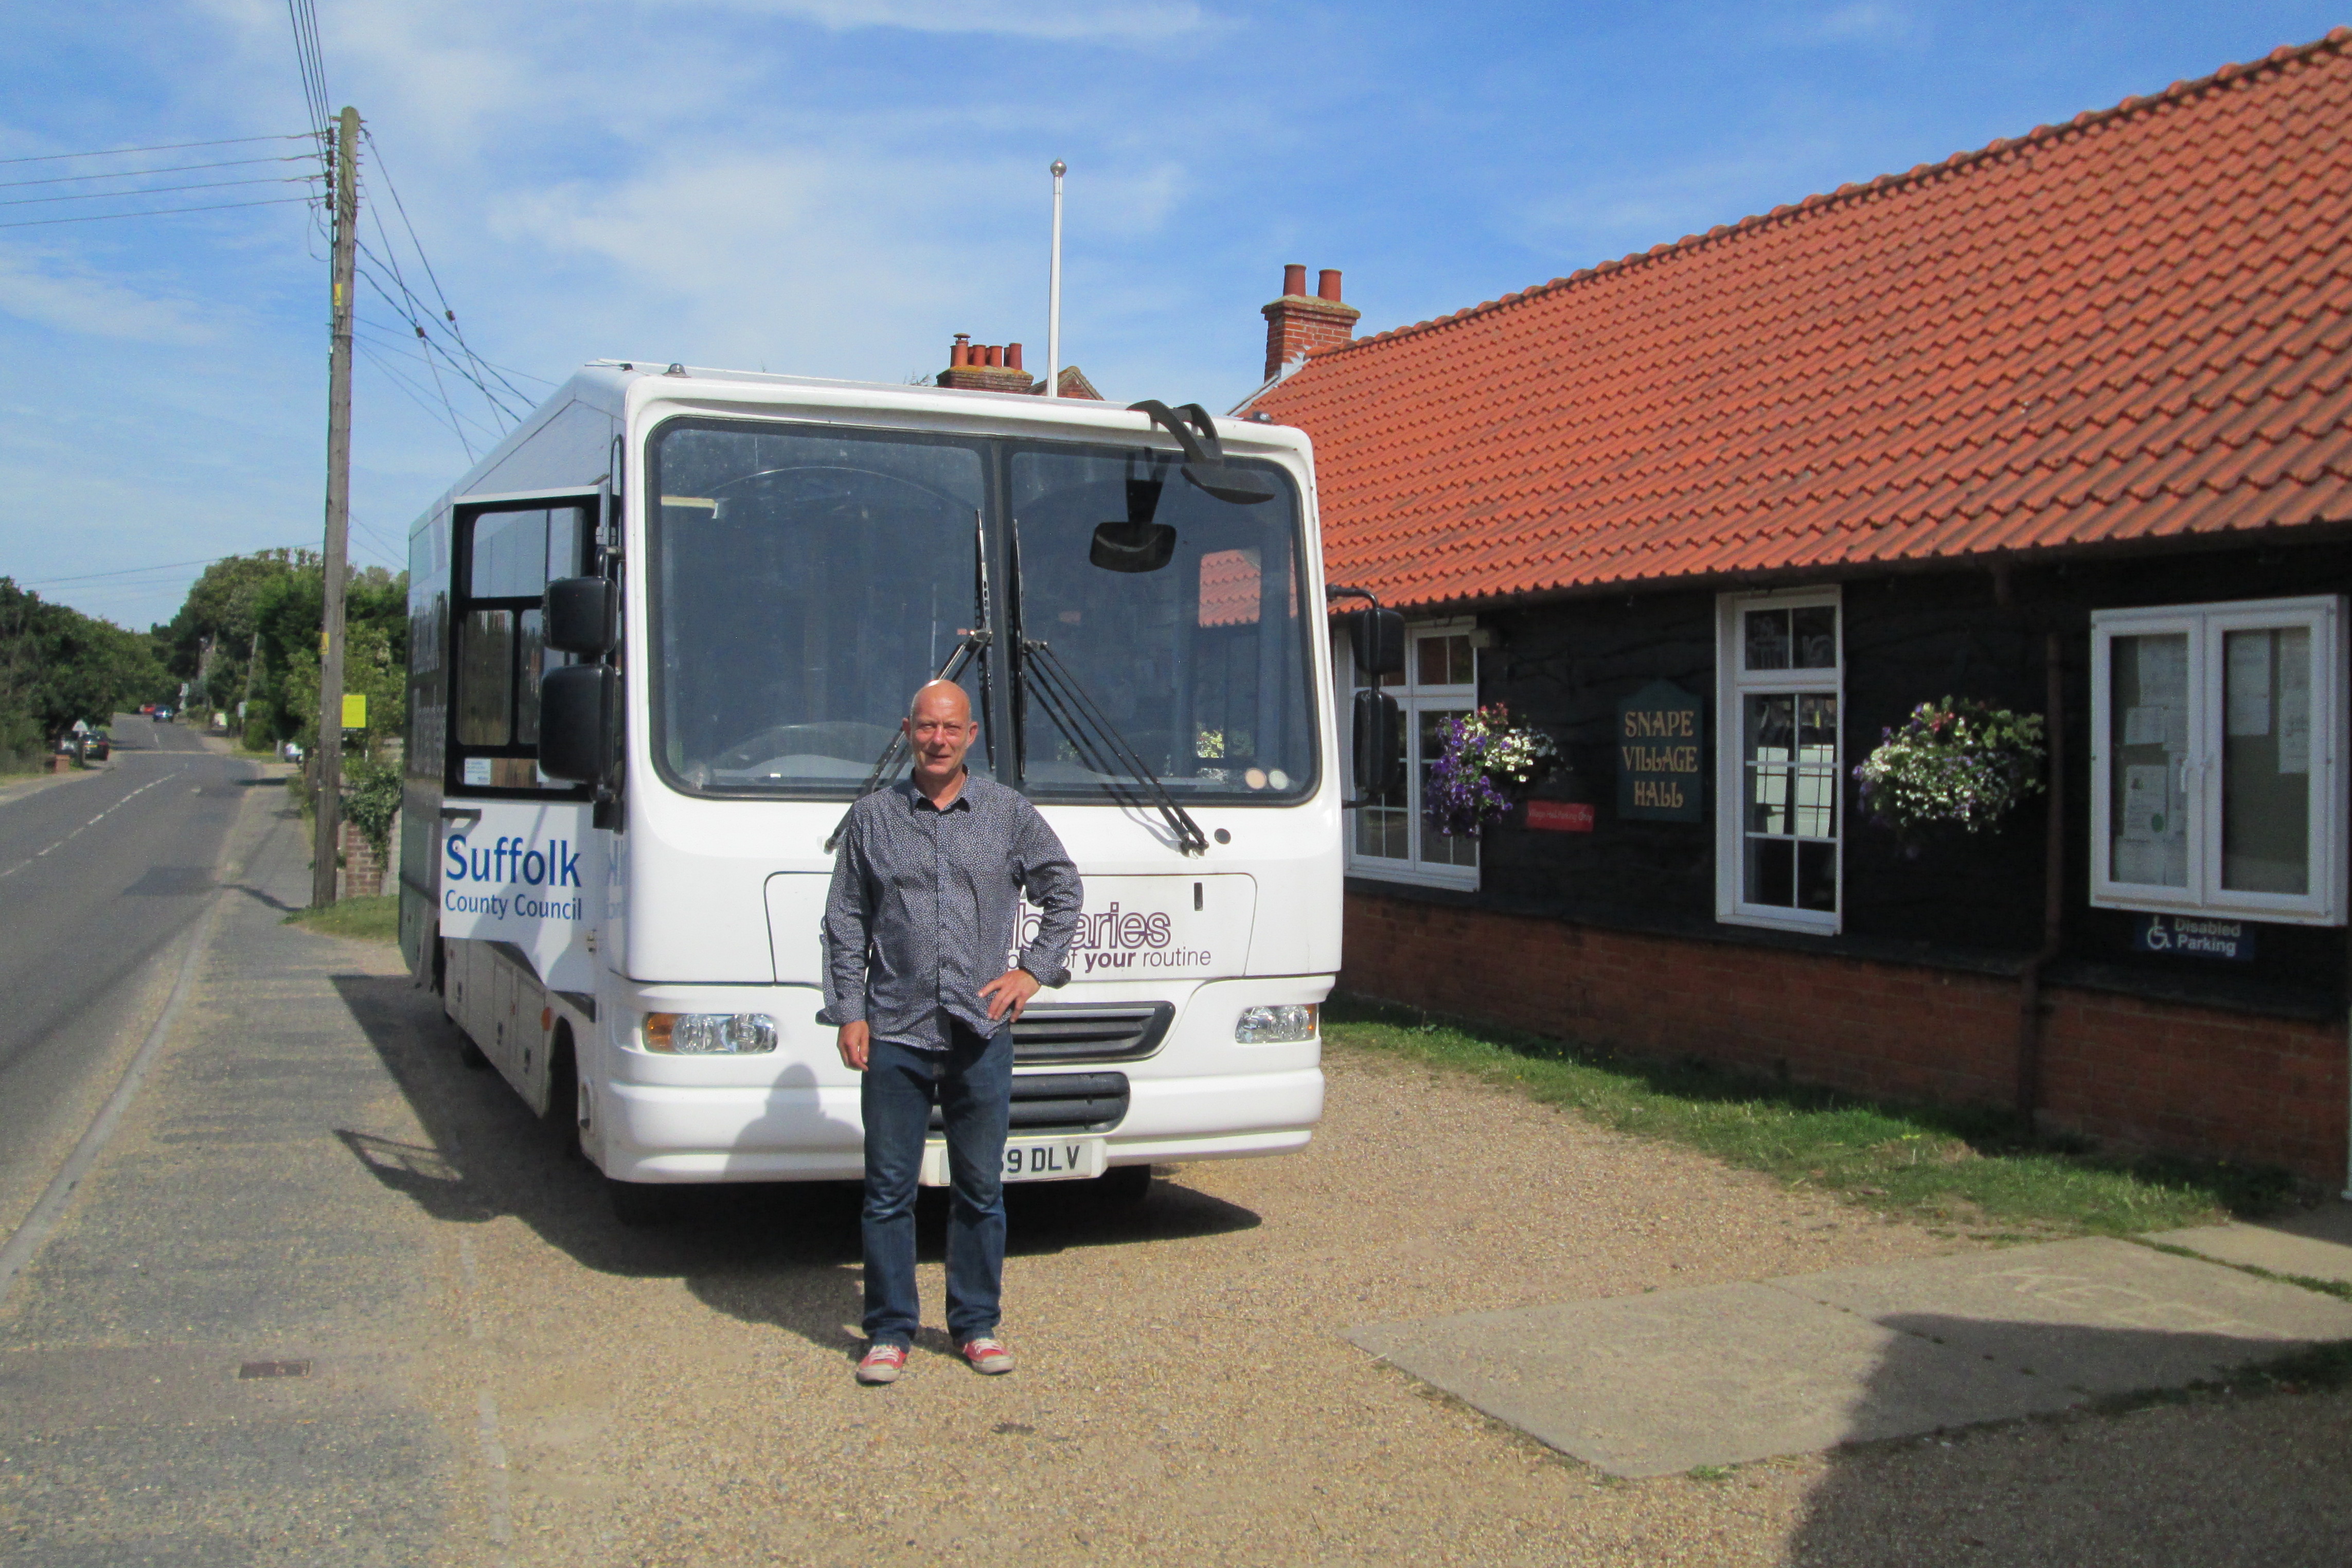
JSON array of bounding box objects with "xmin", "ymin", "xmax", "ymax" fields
[{"xmin": 594, "ymin": 1065, "xmax": 1324, "ymax": 1184}]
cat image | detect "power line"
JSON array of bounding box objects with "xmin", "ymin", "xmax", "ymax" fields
[
  {"xmin": 355, "ymin": 235, "xmax": 527, "ymax": 422},
  {"xmin": 350, "ymin": 516, "xmax": 408, "ymax": 565},
  {"xmin": 363, "ymin": 131, "xmax": 542, "ymax": 413},
  {"xmin": 286, "ymin": 0, "xmax": 332, "ymax": 147},
  {"xmin": 353, "ymin": 245, "xmax": 530, "ymax": 425},
  {"xmin": 357, "ymin": 191, "xmax": 485, "ymax": 444},
  {"xmin": 17, "ymin": 547, "xmax": 311, "ymax": 587},
  {"xmin": 0, "ymin": 174, "xmax": 317, "ymax": 208},
  {"xmin": 353, "ymin": 250, "xmax": 520, "ymax": 427},
  {"xmin": 362, "ymin": 135, "xmax": 545, "ymax": 414},
  {"xmin": 355, "ymin": 337, "xmax": 493, "ymax": 453},
  {"xmin": 0, "ymin": 132, "xmax": 319, "ymax": 168},
  {"xmin": 0, "ymin": 197, "xmax": 314, "ymax": 230},
  {"xmin": 0, "ymin": 153, "xmax": 316, "ymax": 191}
]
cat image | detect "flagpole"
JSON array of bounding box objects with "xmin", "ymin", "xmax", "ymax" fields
[{"xmin": 1046, "ymin": 159, "xmax": 1065, "ymax": 398}]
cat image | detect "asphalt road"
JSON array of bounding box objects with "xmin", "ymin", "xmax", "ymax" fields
[{"xmin": 0, "ymin": 718, "xmax": 251, "ymax": 1240}]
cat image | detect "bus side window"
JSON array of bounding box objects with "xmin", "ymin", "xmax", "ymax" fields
[{"xmin": 450, "ymin": 503, "xmax": 592, "ymax": 793}]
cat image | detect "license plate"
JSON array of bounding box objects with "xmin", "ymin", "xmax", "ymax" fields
[{"xmin": 919, "ymin": 1136, "xmax": 1108, "ymax": 1187}]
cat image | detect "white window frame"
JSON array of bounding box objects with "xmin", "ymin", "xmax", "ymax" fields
[
  {"xmin": 1716, "ymin": 586, "xmax": 1844, "ymax": 935},
  {"xmin": 2090, "ymin": 595, "xmax": 2348, "ymax": 925},
  {"xmin": 1341, "ymin": 618, "xmax": 1481, "ymax": 891}
]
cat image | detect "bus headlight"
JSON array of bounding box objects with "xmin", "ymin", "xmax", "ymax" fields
[
  {"xmin": 642, "ymin": 1012, "xmax": 779, "ymax": 1054},
  {"xmin": 1235, "ymin": 1004, "xmax": 1317, "ymax": 1044}
]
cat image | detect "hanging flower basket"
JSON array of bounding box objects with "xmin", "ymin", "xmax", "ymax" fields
[
  {"xmin": 1854, "ymin": 697, "xmax": 2046, "ymax": 848},
  {"xmin": 1426, "ymin": 703, "xmax": 1559, "ymax": 838}
]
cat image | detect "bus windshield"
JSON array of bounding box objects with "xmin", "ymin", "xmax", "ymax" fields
[
  {"xmin": 649, "ymin": 420, "xmax": 991, "ymax": 793},
  {"xmin": 646, "ymin": 417, "xmax": 1317, "ymax": 803},
  {"xmin": 1008, "ymin": 441, "xmax": 1315, "ymax": 802}
]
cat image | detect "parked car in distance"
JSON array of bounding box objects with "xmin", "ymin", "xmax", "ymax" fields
[
  {"xmin": 81, "ymin": 729, "xmax": 110, "ymax": 762},
  {"xmin": 137, "ymin": 704, "xmax": 155, "ymax": 716}
]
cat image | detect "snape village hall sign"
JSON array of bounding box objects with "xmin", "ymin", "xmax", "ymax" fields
[{"xmin": 1616, "ymin": 680, "xmax": 1703, "ymax": 822}]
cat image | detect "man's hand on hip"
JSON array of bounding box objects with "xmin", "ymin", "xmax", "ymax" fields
[
  {"xmin": 838, "ymin": 1020, "xmax": 872, "ymax": 1072},
  {"xmin": 979, "ymin": 967, "xmax": 1041, "ymax": 1023}
]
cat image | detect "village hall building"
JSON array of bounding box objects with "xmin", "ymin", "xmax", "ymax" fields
[{"xmin": 1242, "ymin": 30, "xmax": 2352, "ymax": 1188}]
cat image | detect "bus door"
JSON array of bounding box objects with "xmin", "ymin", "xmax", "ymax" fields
[{"xmin": 435, "ymin": 487, "xmax": 609, "ymax": 993}]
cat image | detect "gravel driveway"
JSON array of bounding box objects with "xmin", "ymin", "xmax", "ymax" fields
[{"xmin": 378, "ymin": 1026, "xmax": 2349, "ymax": 1566}]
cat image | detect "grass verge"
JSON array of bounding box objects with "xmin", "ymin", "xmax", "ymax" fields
[
  {"xmin": 283, "ymin": 894, "xmax": 399, "ymax": 944},
  {"xmin": 1324, "ymin": 995, "xmax": 2299, "ymax": 1238}
]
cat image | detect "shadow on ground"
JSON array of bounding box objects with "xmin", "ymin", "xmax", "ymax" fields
[
  {"xmin": 1780, "ymin": 1313, "xmax": 2352, "ymax": 1566},
  {"xmin": 324, "ymin": 971, "xmax": 1260, "ymax": 1359}
]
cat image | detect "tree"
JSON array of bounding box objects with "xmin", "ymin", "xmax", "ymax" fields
[
  {"xmin": 158, "ymin": 548, "xmax": 314, "ymax": 719},
  {"xmin": 238, "ymin": 560, "xmax": 407, "ymax": 757},
  {"xmin": 0, "ymin": 579, "xmax": 170, "ymax": 758}
]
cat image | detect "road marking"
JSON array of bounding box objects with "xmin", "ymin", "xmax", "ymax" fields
[
  {"xmin": 0, "ymin": 882, "xmax": 221, "ymax": 1309},
  {"xmin": 0, "ymin": 768, "xmax": 189, "ymax": 882}
]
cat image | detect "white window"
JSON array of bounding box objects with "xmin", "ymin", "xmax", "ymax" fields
[
  {"xmin": 2090, "ymin": 596, "xmax": 2347, "ymax": 925},
  {"xmin": 1716, "ymin": 589, "xmax": 1843, "ymax": 933},
  {"xmin": 1346, "ymin": 622, "xmax": 1480, "ymax": 889}
]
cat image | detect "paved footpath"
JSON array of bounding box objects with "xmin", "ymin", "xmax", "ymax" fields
[
  {"xmin": 1351, "ymin": 1228, "xmax": 2352, "ymax": 1478},
  {"xmin": 0, "ymin": 772, "xmax": 472, "ymax": 1565}
]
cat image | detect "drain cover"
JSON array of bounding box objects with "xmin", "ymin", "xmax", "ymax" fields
[{"xmin": 238, "ymin": 1360, "xmax": 312, "ymax": 1379}]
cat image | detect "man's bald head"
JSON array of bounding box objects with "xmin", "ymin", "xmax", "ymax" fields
[{"xmin": 909, "ymin": 680, "xmax": 971, "ymax": 726}]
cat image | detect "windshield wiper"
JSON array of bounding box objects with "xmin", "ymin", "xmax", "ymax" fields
[{"xmin": 1019, "ymin": 636, "xmax": 1209, "ymax": 856}]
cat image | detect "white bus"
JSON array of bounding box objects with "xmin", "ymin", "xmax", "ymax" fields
[{"xmin": 399, "ymin": 364, "xmax": 1401, "ymax": 1221}]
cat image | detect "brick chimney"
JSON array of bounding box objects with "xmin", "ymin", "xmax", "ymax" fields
[
  {"xmin": 1261, "ymin": 265, "xmax": 1359, "ymax": 382},
  {"xmin": 937, "ymin": 335, "xmax": 1038, "ymax": 393}
]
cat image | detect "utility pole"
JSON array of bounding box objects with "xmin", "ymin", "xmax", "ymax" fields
[{"xmin": 312, "ymin": 104, "xmax": 359, "ymax": 908}]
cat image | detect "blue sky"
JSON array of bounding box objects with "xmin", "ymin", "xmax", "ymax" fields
[{"xmin": 4, "ymin": 0, "xmax": 2344, "ymax": 628}]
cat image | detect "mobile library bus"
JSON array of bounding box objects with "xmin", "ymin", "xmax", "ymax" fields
[{"xmin": 400, "ymin": 364, "xmax": 1397, "ymax": 1219}]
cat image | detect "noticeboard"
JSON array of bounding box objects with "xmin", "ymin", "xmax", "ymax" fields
[
  {"xmin": 1616, "ymin": 680, "xmax": 1703, "ymax": 822},
  {"xmin": 342, "ymin": 692, "xmax": 368, "ymax": 730}
]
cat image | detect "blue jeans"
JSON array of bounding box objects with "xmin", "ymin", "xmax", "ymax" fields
[{"xmin": 860, "ymin": 1019, "xmax": 1012, "ymax": 1347}]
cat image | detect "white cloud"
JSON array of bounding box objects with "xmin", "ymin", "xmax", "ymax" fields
[
  {"xmin": 1801, "ymin": 4, "xmax": 1925, "ymax": 47},
  {"xmin": 501, "ymin": 147, "xmax": 1031, "ymax": 372},
  {"xmin": 0, "ymin": 252, "xmax": 221, "ymax": 345},
  {"xmin": 673, "ymin": 0, "xmax": 1209, "ymax": 44}
]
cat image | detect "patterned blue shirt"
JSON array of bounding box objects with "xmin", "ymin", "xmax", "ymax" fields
[{"xmin": 819, "ymin": 775, "xmax": 1083, "ymax": 1051}]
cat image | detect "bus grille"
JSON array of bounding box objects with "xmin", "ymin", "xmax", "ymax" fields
[
  {"xmin": 1010, "ymin": 1003, "xmax": 1174, "ymax": 1064},
  {"xmin": 929, "ymin": 1072, "xmax": 1129, "ymax": 1135}
]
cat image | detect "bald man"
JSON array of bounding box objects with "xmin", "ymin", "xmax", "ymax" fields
[{"xmin": 820, "ymin": 680, "xmax": 1083, "ymax": 1385}]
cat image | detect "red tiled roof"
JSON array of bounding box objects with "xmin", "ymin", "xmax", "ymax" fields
[{"xmin": 1252, "ymin": 30, "xmax": 2352, "ymax": 611}]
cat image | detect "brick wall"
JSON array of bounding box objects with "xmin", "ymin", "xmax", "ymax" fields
[
  {"xmin": 1341, "ymin": 889, "xmax": 2349, "ymax": 1184},
  {"xmin": 340, "ymin": 816, "xmax": 386, "ymax": 900}
]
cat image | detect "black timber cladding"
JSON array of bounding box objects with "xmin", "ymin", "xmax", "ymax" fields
[{"xmin": 1371, "ymin": 539, "xmax": 2352, "ymax": 1015}]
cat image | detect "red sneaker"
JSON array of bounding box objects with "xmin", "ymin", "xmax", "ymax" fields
[
  {"xmin": 856, "ymin": 1342, "xmax": 908, "ymax": 1385},
  {"xmin": 958, "ymin": 1335, "xmax": 1014, "ymax": 1376}
]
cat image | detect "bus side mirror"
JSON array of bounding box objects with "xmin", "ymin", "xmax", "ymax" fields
[
  {"xmin": 539, "ymin": 665, "xmax": 616, "ymax": 783},
  {"xmin": 1350, "ymin": 609, "xmax": 1406, "ymax": 678},
  {"xmin": 1352, "ymin": 689, "xmax": 1404, "ymax": 798},
  {"xmin": 544, "ymin": 577, "xmax": 615, "ymax": 655}
]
